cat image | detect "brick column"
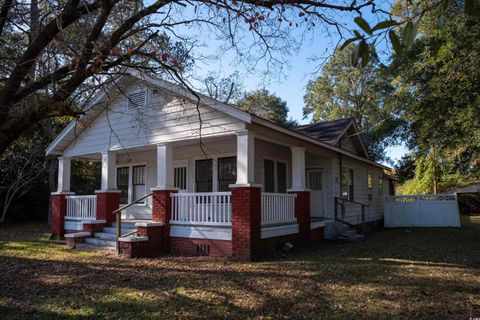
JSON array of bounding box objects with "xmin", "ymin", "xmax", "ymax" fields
[
  {"xmin": 51, "ymin": 193, "xmax": 68, "ymax": 239},
  {"xmin": 152, "ymin": 189, "xmax": 177, "ymax": 253},
  {"xmin": 231, "ymin": 186, "xmax": 261, "ymax": 261},
  {"xmin": 289, "ymin": 191, "xmax": 311, "ymax": 244},
  {"xmin": 95, "ymin": 191, "xmax": 120, "ymax": 223}
]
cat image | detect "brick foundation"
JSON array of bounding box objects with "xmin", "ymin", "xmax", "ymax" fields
[
  {"xmin": 231, "ymin": 186, "xmax": 261, "ymax": 261},
  {"xmin": 83, "ymin": 222, "xmax": 107, "ymax": 234},
  {"xmin": 119, "ymin": 241, "xmax": 150, "ymax": 258},
  {"xmin": 152, "ymin": 189, "xmax": 177, "ymax": 253},
  {"xmin": 289, "ymin": 191, "xmax": 310, "ymax": 244},
  {"xmin": 260, "ymin": 234, "xmax": 301, "ymax": 257},
  {"xmin": 309, "ymin": 227, "xmax": 325, "ymax": 243},
  {"xmin": 51, "ymin": 194, "xmax": 67, "ymax": 238},
  {"xmin": 95, "ymin": 191, "xmax": 120, "ymax": 223},
  {"xmin": 171, "ymin": 237, "xmax": 232, "ymax": 257}
]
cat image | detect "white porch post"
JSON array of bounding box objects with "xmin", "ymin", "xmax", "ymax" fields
[
  {"xmin": 156, "ymin": 142, "xmax": 174, "ymax": 189},
  {"xmin": 290, "ymin": 146, "xmax": 306, "ymax": 191},
  {"xmin": 100, "ymin": 151, "xmax": 117, "ymax": 191},
  {"xmin": 235, "ymin": 130, "xmax": 255, "ymax": 186},
  {"xmin": 57, "ymin": 156, "xmax": 71, "ymax": 193}
]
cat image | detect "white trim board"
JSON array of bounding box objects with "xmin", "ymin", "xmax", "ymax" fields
[
  {"xmin": 170, "ymin": 224, "xmax": 232, "ymax": 241},
  {"xmin": 261, "ymin": 223, "xmax": 299, "ymax": 239}
]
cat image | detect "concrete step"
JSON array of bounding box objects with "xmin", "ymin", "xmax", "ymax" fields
[
  {"xmin": 111, "ymin": 222, "xmax": 137, "ymax": 229},
  {"xmin": 102, "ymin": 227, "xmax": 136, "ymax": 234},
  {"xmin": 75, "ymin": 243, "xmax": 116, "ymax": 252},
  {"xmin": 337, "ymin": 233, "xmax": 365, "ymax": 242},
  {"xmin": 93, "ymin": 232, "xmax": 117, "ymax": 241},
  {"xmin": 340, "ymin": 229, "xmax": 358, "ymax": 237},
  {"xmin": 85, "ymin": 238, "xmax": 116, "ymax": 247}
]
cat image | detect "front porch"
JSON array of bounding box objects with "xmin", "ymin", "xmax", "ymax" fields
[{"xmin": 51, "ymin": 130, "xmax": 330, "ymax": 260}]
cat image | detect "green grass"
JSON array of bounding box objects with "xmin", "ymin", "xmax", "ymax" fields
[{"xmin": 0, "ymin": 217, "xmax": 479, "ymax": 319}]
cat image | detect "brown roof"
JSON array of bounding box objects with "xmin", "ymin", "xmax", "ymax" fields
[{"xmin": 293, "ymin": 118, "xmax": 354, "ymax": 144}]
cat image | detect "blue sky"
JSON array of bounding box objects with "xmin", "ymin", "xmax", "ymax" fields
[{"xmin": 172, "ymin": 2, "xmax": 408, "ymax": 166}]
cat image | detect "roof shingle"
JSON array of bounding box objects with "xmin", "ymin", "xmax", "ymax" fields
[{"xmin": 293, "ymin": 118, "xmax": 353, "ymax": 144}]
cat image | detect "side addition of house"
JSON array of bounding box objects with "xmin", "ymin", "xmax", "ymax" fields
[{"xmin": 46, "ymin": 72, "xmax": 395, "ymax": 260}]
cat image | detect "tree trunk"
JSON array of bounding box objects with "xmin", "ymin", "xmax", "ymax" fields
[{"xmin": 47, "ymin": 158, "xmax": 57, "ymax": 224}]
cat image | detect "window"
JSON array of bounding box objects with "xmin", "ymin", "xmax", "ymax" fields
[
  {"xmin": 367, "ymin": 173, "xmax": 373, "ymax": 202},
  {"xmin": 277, "ymin": 162, "xmax": 287, "ymax": 193},
  {"xmin": 264, "ymin": 159, "xmax": 287, "ymax": 193},
  {"xmin": 132, "ymin": 165, "xmax": 146, "ymax": 203},
  {"xmin": 378, "ymin": 175, "xmax": 384, "ymax": 195},
  {"xmin": 218, "ymin": 157, "xmax": 236, "ymax": 192},
  {"xmin": 195, "ymin": 159, "xmax": 213, "ymax": 192},
  {"xmin": 174, "ymin": 167, "xmax": 187, "ymax": 190},
  {"xmin": 127, "ymin": 90, "xmax": 146, "ymax": 109},
  {"xmin": 307, "ymin": 170, "xmax": 323, "ymax": 190},
  {"xmin": 341, "ymin": 167, "xmax": 354, "ymax": 201},
  {"xmin": 264, "ymin": 159, "xmax": 275, "ymax": 192},
  {"xmin": 116, "ymin": 167, "xmax": 129, "ymax": 204}
]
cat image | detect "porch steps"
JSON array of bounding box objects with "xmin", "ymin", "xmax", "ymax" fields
[
  {"xmin": 331, "ymin": 221, "xmax": 365, "ymax": 242},
  {"xmin": 82, "ymin": 222, "xmax": 137, "ymax": 249}
]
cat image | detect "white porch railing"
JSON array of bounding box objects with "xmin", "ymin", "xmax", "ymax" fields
[
  {"xmin": 261, "ymin": 193, "xmax": 297, "ymax": 225},
  {"xmin": 66, "ymin": 195, "xmax": 97, "ymax": 220},
  {"xmin": 171, "ymin": 192, "xmax": 232, "ymax": 226}
]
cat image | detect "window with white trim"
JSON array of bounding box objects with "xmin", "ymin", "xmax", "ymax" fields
[
  {"xmin": 132, "ymin": 165, "xmax": 146, "ymax": 203},
  {"xmin": 264, "ymin": 159, "xmax": 287, "ymax": 193},
  {"xmin": 174, "ymin": 166, "xmax": 187, "ymax": 191},
  {"xmin": 117, "ymin": 167, "xmax": 129, "ymax": 205},
  {"xmin": 367, "ymin": 173, "xmax": 373, "ymax": 201},
  {"xmin": 218, "ymin": 157, "xmax": 236, "ymax": 192},
  {"xmin": 378, "ymin": 175, "xmax": 384, "ymax": 195},
  {"xmin": 341, "ymin": 167, "xmax": 354, "ymax": 201}
]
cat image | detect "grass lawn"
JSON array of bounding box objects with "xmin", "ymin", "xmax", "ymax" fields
[{"xmin": 0, "ymin": 218, "xmax": 479, "ymax": 319}]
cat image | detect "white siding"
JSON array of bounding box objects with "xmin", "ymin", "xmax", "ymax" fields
[
  {"xmin": 333, "ymin": 156, "xmax": 385, "ymax": 224},
  {"xmin": 63, "ymin": 80, "xmax": 245, "ymax": 157}
]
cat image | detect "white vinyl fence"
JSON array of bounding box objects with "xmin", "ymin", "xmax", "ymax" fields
[
  {"xmin": 66, "ymin": 195, "xmax": 97, "ymax": 220},
  {"xmin": 171, "ymin": 192, "xmax": 232, "ymax": 226},
  {"xmin": 384, "ymin": 194, "xmax": 460, "ymax": 227}
]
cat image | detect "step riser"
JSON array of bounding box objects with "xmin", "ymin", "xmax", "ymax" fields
[
  {"xmin": 102, "ymin": 227, "xmax": 136, "ymax": 234},
  {"xmin": 94, "ymin": 233, "xmax": 117, "ymax": 241},
  {"xmin": 85, "ymin": 238, "xmax": 116, "ymax": 247}
]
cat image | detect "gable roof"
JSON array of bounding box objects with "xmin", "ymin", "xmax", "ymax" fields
[
  {"xmin": 293, "ymin": 118, "xmax": 354, "ymax": 144},
  {"xmin": 293, "ymin": 118, "xmax": 369, "ymax": 157},
  {"xmin": 46, "ymin": 71, "xmax": 390, "ymax": 171},
  {"xmin": 46, "ymin": 70, "xmax": 252, "ymax": 156}
]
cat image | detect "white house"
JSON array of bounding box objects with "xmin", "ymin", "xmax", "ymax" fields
[{"xmin": 47, "ymin": 71, "xmax": 394, "ymax": 260}]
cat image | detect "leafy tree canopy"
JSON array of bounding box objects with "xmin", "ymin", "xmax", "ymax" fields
[
  {"xmin": 391, "ymin": 3, "xmax": 480, "ymax": 192},
  {"xmin": 303, "ymin": 46, "xmax": 403, "ymax": 161},
  {"xmin": 237, "ymin": 89, "xmax": 297, "ymax": 127}
]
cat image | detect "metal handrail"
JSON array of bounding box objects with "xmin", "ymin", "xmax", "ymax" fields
[
  {"xmin": 115, "ymin": 192, "xmax": 153, "ymax": 254},
  {"xmin": 334, "ymin": 196, "xmax": 368, "ymax": 234}
]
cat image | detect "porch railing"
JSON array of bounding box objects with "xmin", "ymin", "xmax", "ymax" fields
[
  {"xmin": 171, "ymin": 192, "xmax": 232, "ymax": 226},
  {"xmin": 65, "ymin": 195, "xmax": 97, "ymax": 220},
  {"xmin": 261, "ymin": 193, "xmax": 297, "ymax": 225}
]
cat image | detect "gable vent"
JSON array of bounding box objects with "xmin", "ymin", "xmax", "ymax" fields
[{"xmin": 127, "ymin": 90, "xmax": 146, "ymax": 109}]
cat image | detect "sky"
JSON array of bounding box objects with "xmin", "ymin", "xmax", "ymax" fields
[{"xmin": 171, "ymin": 2, "xmax": 408, "ymax": 166}]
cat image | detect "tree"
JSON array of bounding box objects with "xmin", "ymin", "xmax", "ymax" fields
[
  {"xmin": 0, "ymin": 0, "xmax": 391, "ymax": 156},
  {"xmin": 391, "ymin": 4, "xmax": 480, "ymax": 192},
  {"xmin": 237, "ymin": 89, "xmax": 297, "ymax": 127},
  {"xmin": 203, "ymin": 72, "xmax": 244, "ymax": 104},
  {"xmin": 303, "ymin": 45, "xmax": 402, "ymax": 161}
]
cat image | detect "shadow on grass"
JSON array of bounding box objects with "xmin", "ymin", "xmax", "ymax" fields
[{"xmin": 0, "ymin": 219, "xmax": 479, "ymax": 319}]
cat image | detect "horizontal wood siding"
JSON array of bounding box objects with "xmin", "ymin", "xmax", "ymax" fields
[{"xmin": 63, "ymin": 81, "xmax": 244, "ymax": 157}]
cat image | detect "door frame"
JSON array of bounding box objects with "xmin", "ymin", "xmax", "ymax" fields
[{"xmin": 306, "ymin": 167, "xmax": 326, "ymax": 217}]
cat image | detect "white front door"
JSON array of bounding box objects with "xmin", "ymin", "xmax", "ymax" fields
[{"xmin": 307, "ymin": 168, "xmax": 324, "ymax": 217}]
